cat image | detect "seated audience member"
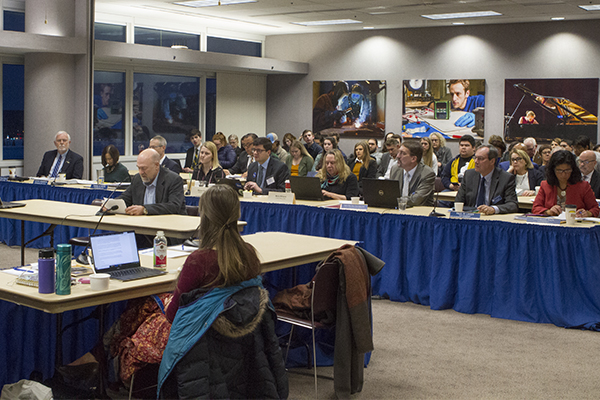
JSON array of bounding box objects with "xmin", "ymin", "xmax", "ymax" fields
[
  {"xmin": 551, "ymin": 138, "xmax": 562, "ymax": 149},
  {"xmin": 420, "ymin": 137, "xmax": 438, "ymax": 175},
  {"xmin": 244, "ymin": 137, "xmax": 290, "ymax": 194},
  {"xmin": 286, "ymin": 140, "xmax": 313, "ymax": 177},
  {"xmin": 389, "ymin": 140, "xmax": 435, "ymax": 207},
  {"xmin": 228, "ymin": 134, "xmax": 242, "ymax": 157},
  {"xmin": 101, "ymin": 144, "xmax": 131, "ymax": 183},
  {"xmin": 347, "ymin": 141, "xmax": 377, "ymax": 188},
  {"xmin": 430, "ymin": 131, "xmax": 452, "ymax": 173},
  {"xmin": 267, "ymin": 132, "xmax": 289, "ymax": 162},
  {"xmin": 313, "ymin": 132, "xmax": 324, "ymax": 148},
  {"xmin": 532, "ymin": 150, "xmax": 599, "ymax": 217},
  {"xmin": 212, "ymin": 132, "xmax": 237, "ymax": 169},
  {"xmin": 498, "ymin": 143, "xmax": 538, "ymax": 171},
  {"xmin": 507, "ymin": 148, "xmax": 544, "ymax": 196},
  {"xmin": 441, "ymin": 134, "xmax": 477, "ymax": 191},
  {"xmin": 313, "ymin": 136, "xmax": 339, "ymax": 172},
  {"xmin": 331, "ymin": 132, "xmax": 347, "ymax": 159},
  {"xmin": 183, "ymin": 129, "xmax": 202, "ymax": 173},
  {"xmin": 533, "ymin": 144, "xmax": 552, "ymax": 168},
  {"xmin": 36, "ymin": 131, "xmax": 83, "ymax": 179},
  {"xmin": 282, "ymin": 133, "xmax": 296, "ymax": 152},
  {"xmin": 385, "ymin": 132, "xmax": 402, "ymax": 144},
  {"xmin": 117, "ymin": 148, "xmax": 186, "ymax": 216},
  {"xmin": 488, "ymin": 135, "xmax": 507, "ymax": 161},
  {"xmin": 377, "ymin": 137, "xmax": 401, "ymax": 179},
  {"xmin": 368, "ymin": 138, "xmax": 383, "ymax": 166},
  {"xmin": 226, "ymin": 133, "xmax": 257, "ymax": 176},
  {"xmin": 149, "ymin": 135, "xmax": 182, "ymax": 173},
  {"xmin": 302, "ymin": 129, "xmax": 323, "ymax": 159},
  {"xmin": 573, "ymin": 135, "xmax": 600, "ymax": 170},
  {"xmin": 578, "ymin": 150, "xmax": 600, "ymax": 199},
  {"xmin": 523, "ymin": 137, "xmax": 538, "ymax": 161},
  {"xmin": 318, "ymin": 149, "xmax": 359, "ymax": 200},
  {"xmin": 192, "ymin": 141, "xmax": 224, "ymax": 185},
  {"xmin": 159, "ymin": 185, "xmax": 288, "ymax": 398},
  {"xmin": 455, "ymin": 144, "xmax": 518, "ymax": 215},
  {"xmin": 560, "ymin": 139, "xmax": 574, "ymax": 152}
]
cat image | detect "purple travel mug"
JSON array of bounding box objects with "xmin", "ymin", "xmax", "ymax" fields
[{"xmin": 38, "ymin": 248, "xmax": 55, "ymax": 294}]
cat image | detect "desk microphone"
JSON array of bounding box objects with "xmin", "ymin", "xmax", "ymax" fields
[
  {"xmin": 75, "ymin": 204, "xmax": 118, "ymax": 265},
  {"xmin": 95, "ymin": 178, "xmax": 127, "ymax": 216},
  {"xmin": 429, "ymin": 190, "xmax": 445, "ymax": 217}
]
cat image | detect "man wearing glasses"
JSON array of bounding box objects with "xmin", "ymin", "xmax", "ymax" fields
[
  {"xmin": 578, "ymin": 150, "xmax": 600, "ymax": 199},
  {"xmin": 36, "ymin": 131, "xmax": 83, "ymax": 179},
  {"xmin": 244, "ymin": 137, "xmax": 290, "ymax": 194},
  {"xmin": 455, "ymin": 144, "xmax": 518, "ymax": 215}
]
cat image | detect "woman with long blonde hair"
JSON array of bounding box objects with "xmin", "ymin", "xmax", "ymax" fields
[
  {"xmin": 285, "ymin": 140, "xmax": 314, "ymax": 176},
  {"xmin": 420, "ymin": 137, "xmax": 438, "ymax": 175},
  {"xmin": 192, "ymin": 141, "xmax": 224, "ymax": 185},
  {"xmin": 318, "ymin": 149, "xmax": 359, "ymax": 200},
  {"xmin": 347, "ymin": 141, "xmax": 377, "ymax": 187}
]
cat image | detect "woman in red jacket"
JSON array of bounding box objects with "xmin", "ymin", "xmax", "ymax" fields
[{"xmin": 532, "ymin": 150, "xmax": 599, "ymax": 217}]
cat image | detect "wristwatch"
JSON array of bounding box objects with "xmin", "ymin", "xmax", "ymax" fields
[{"xmin": 143, "ymin": 207, "xmax": 148, "ymax": 215}]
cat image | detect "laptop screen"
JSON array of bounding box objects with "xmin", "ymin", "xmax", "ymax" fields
[{"xmin": 90, "ymin": 231, "xmax": 140, "ymax": 272}]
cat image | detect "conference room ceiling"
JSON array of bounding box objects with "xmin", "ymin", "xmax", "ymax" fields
[{"xmin": 95, "ymin": 0, "xmax": 600, "ymax": 36}]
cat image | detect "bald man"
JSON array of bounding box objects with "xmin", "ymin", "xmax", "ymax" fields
[
  {"xmin": 117, "ymin": 149, "xmax": 186, "ymax": 216},
  {"xmin": 578, "ymin": 150, "xmax": 600, "ymax": 199}
]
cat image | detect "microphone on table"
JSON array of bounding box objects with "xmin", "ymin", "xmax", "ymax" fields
[
  {"xmin": 75, "ymin": 204, "xmax": 118, "ymax": 265},
  {"xmin": 95, "ymin": 179, "xmax": 127, "ymax": 216},
  {"xmin": 429, "ymin": 190, "xmax": 445, "ymax": 217}
]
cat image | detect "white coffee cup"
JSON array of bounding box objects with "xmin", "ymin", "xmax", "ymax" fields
[
  {"xmin": 351, "ymin": 197, "xmax": 360, "ymax": 204},
  {"xmin": 565, "ymin": 205, "xmax": 577, "ymax": 226},
  {"xmin": 455, "ymin": 202, "xmax": 464, "ymax": 212},
  {"xmin": 243, "ymin": 190, "xmax": 253, "ymax": 199},
  {"xmin": 89, "ymin": 273, "xmax": 110, "ymax": 291},
  {"xmin": 535, "ymin": 186, "xmax": 541, "ymax": 195}
]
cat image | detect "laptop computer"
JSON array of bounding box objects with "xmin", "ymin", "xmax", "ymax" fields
[
  {"xmin": 289, "ymin": 176, "xmax": 324, "ymax": 201},
  {"xmin": 216, "ymin": 177, "xmax": 244, "ymax": 196},
  {"xmin": 362, "ymin": 178, "xmax": 401, "ymax": 209},
  {"xmin": 0, "ymin": 197, "xmax": 26, "ymax": 209},
  {"xmin": 89, "ymin": 231, "xmax": 167, "ymax": 281}
]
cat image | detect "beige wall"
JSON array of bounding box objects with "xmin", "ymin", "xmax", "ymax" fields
[{"xmin": 216, "ymin": 72, "xmax": 267, "ymax": 137}]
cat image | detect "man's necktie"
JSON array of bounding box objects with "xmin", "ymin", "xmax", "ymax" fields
[
  {"xmin": 51, "ymin": 154, "xmax": 63, "ymax": 178},
  {"xmin": 192, "ymin": 149, "xmax": 199, "ymax": 169},
  {"xmin": 476, "ymin": 177, "xmax": 486, "ymax": 206},
  {"xmin": 402, "ymin": 171, "xmax": 410, "ymax": 197},
  {"xmin": 257, "ymin": 165, "xmax": 265, "ymax": 188}
]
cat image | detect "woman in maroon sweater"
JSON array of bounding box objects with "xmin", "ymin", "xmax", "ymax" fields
[
  {"xmin": 532, "ymin": 150, "xmax": 599, "ymax": 217},
  {"xmin": 166, "ymin": 184, "xmax": 261, "ymax": 322}
]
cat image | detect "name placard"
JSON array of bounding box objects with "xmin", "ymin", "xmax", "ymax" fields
[
  {"xmin": 449, "ymin": 211, "xmax": 481, "ymax": 219},
  {"xmin": 90, "ymin": 184, "xmax": 108, "ymax": 190},
  {"xmin": 268, "ymin": 192, "xmax": 295, "ymax": 204},
  {"xmin": 0, "ymin": 176, "xmax": 8, "ymax": 182},
  {"xmin": 33, "ymin": 180, "xmax": 49, "ymax": 185},
  {"xmin": 340, "ymin": 203, "xmax": 368, "ymax": 212},
  {"xmin": 525, "ymin": 216, "xmax": 562, "ymax": 225}
]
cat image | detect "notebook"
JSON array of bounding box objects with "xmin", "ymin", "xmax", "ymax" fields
[
  {"xmin": 0, "ymin": 197, "xmax": 26, "ymax": 209},
  {"xmin": 362, "ymin": 178, "xmax": 401, "ymax": 209},
  {"xmin": 289, "ymin": 176, "xmax": 324, "ymax": 201},
  {"xmin": 90, "ymin": 231, "xmax": 167, "ymax": 281}
]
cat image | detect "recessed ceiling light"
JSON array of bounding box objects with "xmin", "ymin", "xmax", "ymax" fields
[
  {"xmin": 363, "ymin": 26, "xmax": 375, "ymax": 29},
  {"xmin": 551, "ymin": 17, "xmax": 565, "ymax": 20},
  {"xmin": 422, "ymin": 11, "xmax": 502, "ymax": 20},
  {"xmin": 453, "ymin": 22, "xmax": 465, "ymax": 25},
  {"xmin": 579, "ymin": 4, "xmax": 600, "ymax": 11},
  {"xmin": 292, "ymin": 19, "xmax": 362, "ymax": 26},
  {"xmin": 175, "ymin": 0, "xmax": 257, "ymax": 8}
]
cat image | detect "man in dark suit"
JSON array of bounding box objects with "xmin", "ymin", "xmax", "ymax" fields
[
  {"xmin": 117, "ymin": 148, "xmax": 186, "ymax": 216},
  {"xmin": 456, "ymin": 144, "xmax": 518, "ymax": 214},
  {"xmin": 376, "ymin": 137, "xmax": 401, "ymax": 179},
  {"xmin": 389, "ymin": 140, "xmax": 436, "ymax": 207},
  {"xmin": 150, "ymin": 135, "xmax": 182, "ymax": 173},
  {"xmin": 244, "ymin": 137, "xmax": 290, "ymax": 194},
  {"xmin": 579, "ymin": 150, "xmax": 600, "ymax": 199},
  {"xmin": 36, "ymin": 131, "xmax": 84, "ymax": 179},
  {"xmin": 183, "ymin": 129, "xmax": 202, "ymax": 173},
  {"xmin": 226, "ymin": 133, "xmax": 257, "ymax": 176}
]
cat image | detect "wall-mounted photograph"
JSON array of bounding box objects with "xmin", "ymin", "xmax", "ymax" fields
[
  {"xmin": 312, "ymin": 80, "xmax": 386, "ymax": 138},
  {"xmin": 504, "ymin": 78, "xmax": 598, "ymax": 143},
  {"xmin": 402, "ymin": 79, "xmax": 485, "ymax": 139}
]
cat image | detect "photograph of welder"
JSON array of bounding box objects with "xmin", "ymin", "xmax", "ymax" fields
[
  {"xmin": 312, "ymin": 80, "xmax": 386, "ymax": 137},
  {"xmin": 402, "ymin": 79, "xmax": 485, "ymax": 139},
  {"xmin": 504, "ymin": 78, "xmax": 598, "ymax": 142}
]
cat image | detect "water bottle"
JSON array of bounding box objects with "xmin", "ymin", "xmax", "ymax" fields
[
  {"xmin": 55, "ymin": 244, "xmax": 71, "ymax": 295},
  {"xmin": 285, "ymin": 180, "xmax": 291, "ymax": 193},
  {"xmin": 38, "ymin": 248, "xmax": 55, "ymax": 294},
  {"xmin": 153, "ymin": 231, "xmax": 167, "ymax": 270}
]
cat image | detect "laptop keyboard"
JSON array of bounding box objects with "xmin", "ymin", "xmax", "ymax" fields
[{"xmin": 108, "ymin": 267, "xmax": 166, "ymax": 280}]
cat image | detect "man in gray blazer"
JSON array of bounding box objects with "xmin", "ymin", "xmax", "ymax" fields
[
  {"xmin": 117, "ymin": 149, "xmax": 186, "ymax": 215},
  {"xmin": 377, "ymin": 137, "xmax": 401, "ymax": 179},
  {"xmin": 455, "ymin": 144, "xmax": 518, "ymax": 215},
  {"xmin": 389, "ymin": 140, "xmax": 435, "ymax": 207}
]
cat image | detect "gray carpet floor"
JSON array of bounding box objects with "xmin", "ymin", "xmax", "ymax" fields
[{"xmin": 4, "ymin": 244, "xmax": 600, "ymax": 399}]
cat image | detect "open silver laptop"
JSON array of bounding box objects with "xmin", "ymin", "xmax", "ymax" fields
[
  {"xmin": 90, "ymin": 231, "xmax": 166, "ymax": 281},
  {"xmin": 0, "ymin": 197, "xmax": 26, "ymax": 209}
]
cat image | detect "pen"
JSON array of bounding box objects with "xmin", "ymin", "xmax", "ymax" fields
[{"xmin": 13, "ymin": 268, "xmax": 34, "ymax": 273}]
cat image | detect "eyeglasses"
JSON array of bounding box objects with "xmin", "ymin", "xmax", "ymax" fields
[
  {"xmin": 555, "ymin": 168, "xmax": 572, "ymax": 174},
  {"xmin": 473, "ymin": 156, "xmax": 489, "ymax": 162},
  {"xmin": 511, "ymin": 157, "xmax": 523, "ymax": 163},
  {"xmin": 252, "ymin": 148, "xmax": 266, "ymax": 154},
  {"xmin": 542, "ymin": 151, "xmax": 552, "ymax": 155},
  {"xmin": 579, "ymin": 160, "xmax": 595, "ymax": 166}
]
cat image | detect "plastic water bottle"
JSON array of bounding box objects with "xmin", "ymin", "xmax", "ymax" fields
[
  {"xmin": 153, "ymin": 231, "xmax": 167, "ymax": 270},
  {"xmin": 55, "ymin": 244, "xmax": 71, "ymax": 295},
  {"xmin": 285, "ymin": 180, "xmax": 291, "ymax": 193}
]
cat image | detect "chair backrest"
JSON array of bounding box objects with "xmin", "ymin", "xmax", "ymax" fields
[
  {"xmin": 311, "ymin": 262, "xmax": 339, "ymax": 318},
  {"xmin": 434, "ymin": 177, "xmax": 445, "ymax": 193}
]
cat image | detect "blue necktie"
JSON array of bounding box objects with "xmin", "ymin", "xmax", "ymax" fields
[
  {"xmin": 51, "ymin": 154, "xmax": 63, "ymax": 178},
  {"xmin": 476, "ymin": 177, "xmax": 486, "ymax": 206}
]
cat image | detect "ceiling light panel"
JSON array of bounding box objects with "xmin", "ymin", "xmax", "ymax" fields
[
  {"xmin": 422, "ymin": 11, "xmax": 502, "ymax": 20},
  {"xmin": 292, "ymin": 19, "xmax": 363, "ymax": 26},
  {"xmin": 175, "ymin": 0, "xmax": 257, "ymax": 7}
]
